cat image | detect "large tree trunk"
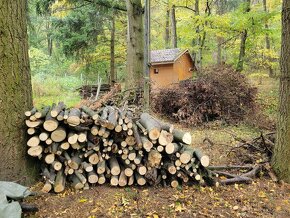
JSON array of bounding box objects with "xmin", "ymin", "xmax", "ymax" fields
[
  {"xmin": 110, "ymin": 15, "xmax": 116, "ymax": 85},
  {"xmin": 0, "ymin": 0, "xmax": 36, "ymax": 183},
  {"xmin": 263, "ymin": 0, "xmax": 274, "ymax": 77},
  {"xmin": 236, "ymin": 0, "xmax": 251, "ymax": 72},
  {"xmin": 272, "ymin": 0, "xmax": 290, "ymax": 183},
  {"xmin": 165, "ymin": 7, "xmax": 170, "ymax": 48},
  {"xmin": 125, "ymin": 0, "xmax": 144, "ymax": 89},
  {"xmin": 171, "ymin": 5, "xmax": 177, "ymax": 48}
]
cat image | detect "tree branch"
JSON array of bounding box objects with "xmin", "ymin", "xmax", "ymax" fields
[
  {"xmin": 174, "ymin": 5, "xmax": 195, "ymax": 13},
  {"xmin": 83, "ymin": 0, "xmax": 127, "ymax": 11}
]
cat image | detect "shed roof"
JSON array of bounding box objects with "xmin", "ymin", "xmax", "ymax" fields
[{"xmin": 150, "ymin": 48, "xmax": 189, "ymax": 65}]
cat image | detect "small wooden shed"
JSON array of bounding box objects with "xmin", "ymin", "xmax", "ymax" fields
[{"xmin": 150, "ymin": 48, "xmax": 195, "ymax": 89}]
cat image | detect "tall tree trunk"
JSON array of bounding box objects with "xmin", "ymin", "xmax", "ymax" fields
[
  {"xmin": 272, "ymin": 0, "xmax": 290, "ymax": 183},
  {"xmin": 0, "ymin": 0, "xmax": 36, "ymax": 183},
  {"xmin": 110, "ymin": 15, "xmax": 116, "ymax": 85},
  {"xmin": 125, "ymin": 0, "xmax": 144, "ymax": 89},
  {"xmin": 236, "ymin": 0, "xmax": 251, "ymax": 72},
  {"xmin": 171, "ymin": 5, "xmax": 177, "ymax": 48},
  {"xmin": 165, "ymin": 8, "xmax": 170, "ymax": 48},
  {"xmin": 216, "ymin": 0, "xmax": 226, "ymax": 65},
  {"xmin": 45, "ymin": 15, "xmax": 53, "ymax": 56},
  {"xmin": 263, "ymin": 0, "xmax": 274, "ymax": 77},
  {"xmin": 195, "ymin": 0, "xmax": 202, "ymax": 70}
]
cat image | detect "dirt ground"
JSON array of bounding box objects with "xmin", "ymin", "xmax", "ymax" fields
[{"xmin": 24, "ymin": 124, "xmax": 290, "ymax": 218}]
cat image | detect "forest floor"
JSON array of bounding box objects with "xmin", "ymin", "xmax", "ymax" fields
[
  {"xmin": 24, "ymin": 124, "xmax": 290, "ymax": 218},
  {"xmin": 24, "ymin": 77, "xmax": 290, "ymax": 218}
]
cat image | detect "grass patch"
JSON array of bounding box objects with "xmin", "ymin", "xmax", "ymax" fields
[{"xmin": 32, "ymin": 73, "xmax": 82, "ymax": 108}]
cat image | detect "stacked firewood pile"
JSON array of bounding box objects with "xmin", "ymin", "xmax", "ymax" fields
[
  {"xmin": 25, "ymin": 102, "xmax": 212, "ymax": 193},
  {"xmin": 76, "ymin": 84, "xmax": 111, "ymax": 99}
]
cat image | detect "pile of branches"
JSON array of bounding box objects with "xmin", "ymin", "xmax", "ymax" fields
[
  {"xmin": 76, "ymin": 84, "xmax": 111, "ymax": 99},
  {"xmin": 25, "ymin": 103, "xmax": 214, "ymax": 193},
  {"xmin": 152, "ymin": 66, "xmax": 258, "ymax": 126}
]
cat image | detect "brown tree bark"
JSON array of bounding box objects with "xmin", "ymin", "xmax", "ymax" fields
[
  {"xmin": 110, "ymin": 15, "xmax": 116, "ymax": 85},
  {"xmin": 165, "ymin": 7, "xmax": 170, "ymax": 48},
  {"xmin": 263, "ymin": 0, "xmax": 274, "ymax": 77},
  {"xmin": 125, "ymin": 0, "xmax": 144, "ymax": 89},
  {"xmin": 272, "ymin": 0, "xmax": 290, "ymax": 183},
  {"xmin": 216, "ymin": 0, "xmax": 226, "ymax": 65},
  {"xmin": 236, "ymin": 0, "xmax": 251, "ymax": 72},
  {"xmin": 0, "ymin": 0, "xmax": 36, "ymax": 183},
  {"xmin": 171, "ymin": 5, "xmax": 177, "ymax": 48}
]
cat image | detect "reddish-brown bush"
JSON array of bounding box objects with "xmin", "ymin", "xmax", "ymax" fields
[{"xmin": 152, "ymin": 66, "xmax": 258, "ymax": 126}]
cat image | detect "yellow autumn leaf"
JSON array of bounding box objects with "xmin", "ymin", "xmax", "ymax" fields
[{"xmin": 79, "ymin": 198, "xmax": 88, "ymax": 203}]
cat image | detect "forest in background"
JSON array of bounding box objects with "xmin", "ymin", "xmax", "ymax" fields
[{"xmin": 27, "ymin": 0, "xmax": 281, "ymax": 107}]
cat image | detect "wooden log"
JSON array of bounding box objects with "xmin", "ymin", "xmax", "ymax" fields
[
  {"xmin": 63, "ymin": 109, "xmax": 69, "ymax": 120},
  {"xmin": 91, "ymin": 125, "xmax": 99, "ymax": 136},
  {"xmin": 107, "ymin": 107, "xmax": 118, "ymax": 130},
  {"xmin": 99, "ymin": 107, "xmax": 109, "ymax": 127},
  {"xmin": 27, "ymin": 136, "xmax": 40, "ymax": 147},
  {"xmin": 43, "ymin": 112, "xmax": 59, "ymax": 132},
  {"xmin": 78, "ymin": 132, "xmax": 87, "ymax": 143},
  {"xmin": 51, "ymin": 102, "xmax": 65, "ymax": 117},
  {"xmin": 68, "ymin": 155, "xmax": 82, "ymax": 170},
  {"xmin": 125, "ymin": 136, "xmax": 136, "ymax": 146},
  {"xmin": 148, "ymin": 150, "xmax": 162, "ymax": 168},
  {"xmin": 51, "ymin": 127, "xmax": 66, "ymax": 142},
  {"xmin": 193, "ymin": 149, "xmax": 210, "ymax": 167},
  {"xmin": 71, "ymin": 142, "xmax": 81, "ymax": 150},
  {"xmin": 137, "ymin": 165, "xmax": 147, "ymax": 176},
  {"xmin": 124, "ymin": 167, "xmax": 134, "ymax": 177},
  {"xmin": 60, "ymin": 142, "xmax": 70, "ymax": 150},
  {"xmin": 136, "ymin": 120, "xmax": 147, "ymax": 135},
  {"xmin": 29, "ymin": 115, "xmax": 37, "ymax": 121},
  {"xmin": 164, "ymin": 162, "xmax": 177, "ymax": 175},
  {"xmin": 75, "ymin": 171, "xmax": 87, "ymax": 184},
  {"xmin": 134, "ymin": 154, "xmax": 142, "ymax": 165},
  {"xmin": 68, "ymin": 132, "xmax": 78, "ymax": 144},
  {"xmin": 97, "ymin": 159, "xmax": 106, "ymax": 174},
  {"xmin": 158, "ymin": 130, "xmax": 173, "ymax": 146},
  {"xmin": 88, "ymin": 152, "xmax": 99, "ymax": 165},
  {"xmin": 141, "ymin": 136, "xmax": 153, "ymax": 151},
  {"xmin": 122, "ymin": 124, "xmax": 128, "ymax": 131},
  {"xmin": 25, "ymin": 119, "xmax": 43, "ymax": 128},
  {"xmin": 98, "ymin": 174, "xmax": 106, "ymax": 184},
  {"xmin": 165, "ymin": 143, "xmax": 180, "ymax": 154},
  {"xmin": 81, "ymin": 105, "xmax": 99, "ymax": 120},
  {"xmin": 27, "ymin": 128, "xmax": 36, "ymax": 135},
  {"xmin": 71, "ymin": 175, "xmax": 84, "ymax": 190},
  {"xmin": 56, "ymin": 111, "xmax": 65, "ymax": 121},
  {"xmin": 25, "ymin": 107, "xmax": 37, "ymax": 117},
  {"xmin": 127, "ymin": 128, "xmax": 133, "ymax": 136},
  {"xmin": 44, "ymin": 153, "xmax": 55, "ymax": 164},
  {"xmin": 139, "ymin": 113, "xmax": 161, "ymax": 140},
  {"xmin": 82, "ymin": 162, "xmax": 93, "ymax": 172},
  {"xmin": 52, "ymin": 161, "xmax": 62, "ymax": 171},
  {"xmin": 132, "ymin": 124, "xmax": 142, "ymax": 149},
  {"xmin": 170, "ymin": 176, "xmax": 179, "ymax": 188},
  {"xmin": 157, "ymin": 145, "xmax": 164, "ymax": 152},
  {"xmin": 118, "ymin": 170, "xmax": 127, "ymax": 187},
  {"xmin": 35, "ymin": 106, "xmax": 50, "ymax": 119},
  {"xmin": 27, "ymin": 145, "xmax": 43, "ymax": 157},
  {"xmin": 41, "ymin": 181, "xmax": 52, "ymax": 193},
  {"xmin": 128, "ymin": 151, "xmax": 136, "ymax": 161},
  {"xmin": 39, "ymin": 132, "xmax": 49, "ymax": 142},
  {"xmin": 180, "ymin": 145, "xmax": 195, "ymax": 164},
  {"xmin": 45, "ymin": 138, "xmax": 52, "ymax": 145},
  {"xmin": 172, "ymin": 129, "xmax": 192, "ymax": 145},
  {"xmin": 109, "ymin": 157, "xmax": 121, "ymax": 176},
  {"xmin": 54, "ymin": 170, "xmax": 66, "ymax": 193},
  {"xmin": 67, "ymin": 108, "xmax": 81, "ymax": 126},
  {"xmin": 128, "ymin": 175, "xmax": 134, "ymax": 186},
  {"xmin": 135, "ymin": 172, "xmax": 146, "ymax": 186},
  {"xmin": 110, "ymin": 175, "xmax": 119, "ymax": 186},
  {"xmin": 87, "ymin": 171, "xmax": 98, "ymax": 184},
  {"xmin": 160, "ymin": 122, "xmax": 174, "ymax": 133},
  {"xmin": 115, "ymin": 125, "xmax": 122, "ymax": 132}
]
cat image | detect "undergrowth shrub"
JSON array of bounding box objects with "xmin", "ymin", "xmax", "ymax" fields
[{"xmin": 152, "ymin": 66, "xmax": 261, "ymax": 126}]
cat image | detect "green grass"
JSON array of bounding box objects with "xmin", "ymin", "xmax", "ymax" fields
[{"xmin": 32, "ymin": 73, "xmax": 82, "ymax": 108}]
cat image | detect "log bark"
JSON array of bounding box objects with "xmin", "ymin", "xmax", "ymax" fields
[
  {"xmin": 109, "ymin": 157, "xmax": 121, "ymax": 175},
  {"xmin": 54, "ymin": 170, "xmax": 66, "ymax": 193},
  {"xmin": 67, "ymin": 108, "xmax": 81, "ymax": 126},
  {"xmin": 172, "ymin": 129, "xmax": 192, "ymax": 145},
  {"xmin": 139, "ymin": 113, "xmax": 161, "ymax": 140},
  {"xmin": 51, "ymin": 102, "xmax": 65, "ymax": 118}
]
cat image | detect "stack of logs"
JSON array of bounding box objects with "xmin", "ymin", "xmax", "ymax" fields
[{"xmin": 25, "ymin": 102, "xmax": 211, "ymax": 193}]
